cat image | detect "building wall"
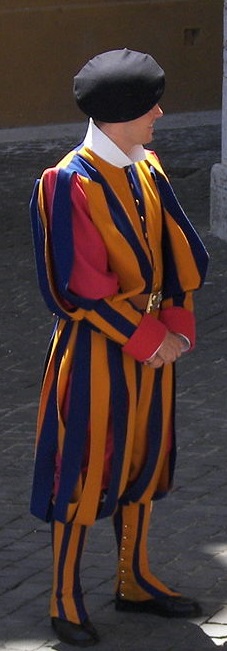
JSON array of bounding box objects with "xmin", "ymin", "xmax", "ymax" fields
[{"xmin": 0, "ymin": 0, "xmax": 223, "ymax": 128}]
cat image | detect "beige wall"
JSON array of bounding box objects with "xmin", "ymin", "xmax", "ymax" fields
[{"xmin": 0, "ymin": 0, "xmax": 223, "ymax": 128}]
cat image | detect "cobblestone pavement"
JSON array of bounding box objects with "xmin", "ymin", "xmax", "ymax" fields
[{"xmin": 0, "ymin": 112, "xmax": 227, "ymax": 651}]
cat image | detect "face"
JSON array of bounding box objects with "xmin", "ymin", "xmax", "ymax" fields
[
  {"xmin": 123, "ymin": 104, "xmax": 163, "ymax": 150},
  {"xmin": 98, "ymin": 104, "xmax": 163, "ymax": 155}
]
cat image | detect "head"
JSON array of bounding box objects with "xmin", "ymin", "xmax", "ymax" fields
[{"xmin": 73, "ymin": 48, "xmax": 165, "ymax": 152}]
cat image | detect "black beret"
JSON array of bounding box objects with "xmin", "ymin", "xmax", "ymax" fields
[{"xmin": 73, "ymin": 48, "xmax": 165, "ymax": 122}]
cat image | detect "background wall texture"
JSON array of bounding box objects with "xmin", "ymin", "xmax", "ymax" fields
[{"xmin": 0, "ymin": 0, "xmax": 223, "ymax": 128}]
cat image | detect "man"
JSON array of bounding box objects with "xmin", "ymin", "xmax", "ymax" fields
[{"xmin": 30, "ymin": 48, "xmax": 208, "ymax": 646}]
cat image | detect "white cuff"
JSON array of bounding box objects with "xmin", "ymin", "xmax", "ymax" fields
[{"xmin": 177, "ymin": 334, "xmax": 191, "ymax": 352}]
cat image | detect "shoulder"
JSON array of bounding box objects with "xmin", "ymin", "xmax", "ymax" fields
[
  {"xmin": 144, "ymin": 148, "xmax": 168, "ymax": 180},
  {"xmin": 41, "ymin": 146, "xmax": 82, "ymax": 182},
  {"xmin": 40, "ymin": 149, "xmax": 84, "ymax": 193},
  {"xmin": 144, "ymin": 148, "xmax": 162, "ymax": 168}
]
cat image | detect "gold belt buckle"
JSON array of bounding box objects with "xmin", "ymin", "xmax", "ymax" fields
[{"xmin": 146, "ymin": 290, "xmax": 162, "ymax": 313}]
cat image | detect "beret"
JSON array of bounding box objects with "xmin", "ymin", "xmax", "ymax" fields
[{"xmin": 73, "ymin": 48, "xmax": 165, "ymax": 122}]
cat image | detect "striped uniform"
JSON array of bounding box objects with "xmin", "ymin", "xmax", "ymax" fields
[{"xmin": 30, "ymin": 145, "xmax": 208, "ymax": 528}]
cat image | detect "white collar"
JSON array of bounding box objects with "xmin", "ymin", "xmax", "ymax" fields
[{"xmin": 83, "ymin": 118, "xmax": 146, "ymax": 168}]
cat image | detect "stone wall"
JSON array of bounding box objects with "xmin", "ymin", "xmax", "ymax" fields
[{"xmin": 210, "ymin": 0, "xmax": 227, "ymax": 241}]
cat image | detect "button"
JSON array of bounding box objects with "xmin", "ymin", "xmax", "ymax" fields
[
  {"xmin": 141, "ymin": 215, "xmax": 145, "ymax": 222},
  {"xmin": 136, "ymin": 199, "xmax": 140, "ymax": 206}
]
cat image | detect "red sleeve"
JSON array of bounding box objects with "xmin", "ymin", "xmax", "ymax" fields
[
  {"xmin": 159, "ymin": 307, "xmax": 196, "ymax": 349},
  {"xmin": 123, "ymin": 313, "xmax": 167, "ymax": 361},
  {"xmin": 69, "ymin": 175, "xmax": 119, "ymax": 299},
  {"xmin": 43, "ymin": 169, "xmax": 119, "ymax": 300}
]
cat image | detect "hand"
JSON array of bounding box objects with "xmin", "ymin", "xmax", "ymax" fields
[
  {"xmin": 145, "ymin": 332, "xmax": 184, "ymax": 368},
  {"xmin": 157, "ymin": 331, "xmax": 184, "ymax": 364}
]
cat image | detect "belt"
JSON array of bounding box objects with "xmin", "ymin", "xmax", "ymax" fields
[{"xmin": 130, "ymin": 290, "xmax": 163, "ymax": 313}]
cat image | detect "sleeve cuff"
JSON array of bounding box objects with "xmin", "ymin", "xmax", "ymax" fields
[
  {"xmin": 122, "ymin": 312, "xmax": 167, "ymax": 362},
  {"xmin": 177, "ymin": 334, "xmax": 191, "ymax": 352},
  {"xmin": 159, "ymin": 307, "xmax": 196, "ymax": 349}
]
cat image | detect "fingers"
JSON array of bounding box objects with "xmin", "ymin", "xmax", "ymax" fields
[
  {"xmin": 152, "ymin": 357, "xmax": 164, "ymax": 368},
  {"xmin": 145, "ymin": 355, "xmax": 164, "ymax": 368}
]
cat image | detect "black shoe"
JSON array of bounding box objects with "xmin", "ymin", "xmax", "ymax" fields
[
  {"xmin": 115, "ymin": 593, "xmax": 202, "ymax": 618},
  {"xmin": 51, "ymin": 617, "xmax": 99, "ymax": 647}
]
